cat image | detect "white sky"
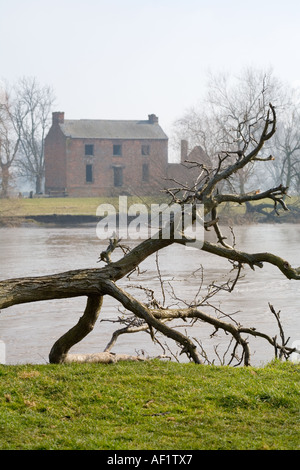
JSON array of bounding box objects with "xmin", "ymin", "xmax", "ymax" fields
[{"xmin": 1, "ymin": 0, "xmax": 300, "ymax": 137}]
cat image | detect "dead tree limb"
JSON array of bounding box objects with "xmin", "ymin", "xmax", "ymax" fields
[
  {"xmin": 1, "ymin": 237, "xmax": 300, "ymax": 312},
  {"xmin": 49, "ymin": 295, "xmax": 103, "ymax": 363},
  {"xmin": 102, "ymin": 280, "xmax": 203, "ymax": 364}
]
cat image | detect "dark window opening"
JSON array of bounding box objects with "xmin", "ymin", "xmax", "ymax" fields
[
  {"xmin": 142, "ymin": 163, "xmax": 149, "ymax": 182},
  {"xmin": 113, "ymin": 167, "xmax": 123, "ymax": 187},
  {"xmin": 86, "ymin": 164, "xmax": 93, "ymax": 183},
  {"xmin": 142, "ymin": 144, "xmax": 150, "ymax": 156},
  {"xmin": 85, "ymin": 144, "xmax": 94, "ymax": 156},
  {"xmin": 113, "ymin": 144, "xmax": 122, "ymax": 156}
]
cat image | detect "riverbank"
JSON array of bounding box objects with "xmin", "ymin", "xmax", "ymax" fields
[
  {"xmin": 0, "ymin": 360, "xmax": 299, "ymax": 450},
  {"xmin": 0, "ymin": 196, "xmax": 167, "ymax": 227},
  {"xmin": 1, "ymin": 195, "xmax": 300, "ymax": 226},
  {"xmin": 0, "ymin": 196, "xmax": 168, "ymax": 217}
]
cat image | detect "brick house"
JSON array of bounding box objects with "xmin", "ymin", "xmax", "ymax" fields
[{"xmin": 44, "ymin": 112, "xmax": 169, "ymax": 197}]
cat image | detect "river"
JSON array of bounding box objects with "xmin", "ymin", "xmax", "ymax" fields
[{"xmin": 0, "ymin": 223, "xmax": 299, "ymax": 366}]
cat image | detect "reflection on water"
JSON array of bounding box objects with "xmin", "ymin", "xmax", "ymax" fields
[{"xmin": 0, "ymin": 223, "xmax": 299, "ymax": 366}]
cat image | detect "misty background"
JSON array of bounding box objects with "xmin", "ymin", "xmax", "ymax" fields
[{"xmin": 1, "ymin": 0, "xmax": 300, "ymax": 192}]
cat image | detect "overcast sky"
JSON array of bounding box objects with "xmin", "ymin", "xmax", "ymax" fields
[{"xmin": 1, "ymin": 0, "xmax": 300, "ymax": 137}]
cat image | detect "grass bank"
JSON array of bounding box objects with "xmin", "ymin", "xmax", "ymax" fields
[
  {"xmin": 0, "ymin": 196, "xmax": 168, "ymax": 218},
  {"xmin": 1, "ymin": 196, "xmax": 300, "ymax": 224},
  {"xmin": 0, "ymin": 360, "xmax": 299, "ymax": 450}
]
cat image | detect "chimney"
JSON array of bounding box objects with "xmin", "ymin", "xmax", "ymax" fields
[
  {"xmin": 181, "ymin": 140, "xmax": 188, "ymax": 162},
  {"xmin": 148, "ymin": 114, "xmax": 158, "ymax": 124},
  {"xmin": 52, "ymin": 112, "xmax": 64, "ymax": 125}
]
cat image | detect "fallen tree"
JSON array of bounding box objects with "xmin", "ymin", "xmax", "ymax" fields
[{"xmin": 0, "ymin": 102, "xmax": 300, "ymax": 365}]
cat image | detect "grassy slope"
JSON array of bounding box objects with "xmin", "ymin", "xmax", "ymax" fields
[
  {"xmin": 0, "ymin": 196, "xmax": 168, "ymax": 217},
  {"xmin": 1, "ymin": 196, "xmax": 299, "ymax": 223},
  {"xmin": 0, "ymin": 360, "xmax": 299, "ymax": 450}
]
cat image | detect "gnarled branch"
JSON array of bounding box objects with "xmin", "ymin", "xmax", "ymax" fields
[{"xmin": 49, "ymin": 295, "xmax": 103, "ymax": 363}]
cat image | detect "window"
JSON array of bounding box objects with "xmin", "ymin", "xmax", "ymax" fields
[
  {"xmin": 142, "ymin": 163, "xmax": 149, "ymax": 182},
  {"xmin": 86, "ymin": 164, "xmax": 93, "ymax": 183},
  {"xmin": 113, "ymin": 144, "xmax": 122, "ymax": 156},
  {"xmin": 113, "ymin": 166, "xmax": 123, "ymax": 187},
  {"xmin": 141, "ymin": 144, "xmax": 150, "ymax": 156},
  {"xmin": 85, "ymin": 144, "xmax": 94, "ymax": 156}
]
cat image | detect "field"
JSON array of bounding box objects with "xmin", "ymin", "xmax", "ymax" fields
[
  {"xmin": 0, "ymin": 196, "xmax": 168, "ymax": 217},
  {"xmin": 1, "ymin": 195, "xmax": 299, "ymax": 224},
  {"xmin": 0, "ymin": 360, "xmax": 299, "ymax": 450}
]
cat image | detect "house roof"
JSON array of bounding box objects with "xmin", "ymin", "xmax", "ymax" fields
[{"xmin": 59, "ymin": 119, "xmax": 168, "ymax": 140}]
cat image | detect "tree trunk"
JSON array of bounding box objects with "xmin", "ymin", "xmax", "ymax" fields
[
  {"xmin": 35, "ymin": 173, "xmax": 43, "ymax": 194},
  {"xmin": 49, "ymin": 295, "xmax": 103, "ymax": 363},
  {"xmin": 63, "ymin": 352, "xmax": 147, "ymax": 363},
  {"xmin": 0, "ymin": 164, "xmax": 10, "ymax": 198}
]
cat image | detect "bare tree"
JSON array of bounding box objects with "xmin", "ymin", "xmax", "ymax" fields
[
  {"xmin": 13, "ymin": 77, "xmax": 55, "ymax": 194},
  {"xmin": 0, "ymin": 102, "xmax": 299, "ymax": 366},
  {"xmin": 0, "ymin": 85, "xmax": 20, "ymax": 197},
  {"xmin": 268, "ymin": 99, "xmax": 300, "ymax": 192},
  {"xmin": 173, "ymin": 67, "xmax": 284, "ymax": 196}
]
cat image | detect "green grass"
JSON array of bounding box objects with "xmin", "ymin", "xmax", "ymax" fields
[
  {"xmin": 0, "ymin": 196, "xmax": 169, "ymax": 217},
  {"xmin": 1, "ymin": 195, "xmax": 299, "ymax": 221},
  {"xmin": 0, "ymin": 360, "xmax": 299, "ymax": 450}
]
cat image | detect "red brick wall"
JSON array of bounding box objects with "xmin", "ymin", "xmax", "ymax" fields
[{"xmin": 65, "ymin": 138, "xmax": 168, "ymax": 197}]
